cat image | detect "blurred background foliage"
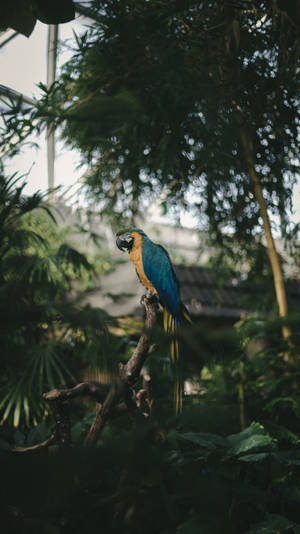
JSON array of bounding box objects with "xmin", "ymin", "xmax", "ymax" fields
[{"xmin": 0, "ymin": 172, "xmax": 121, "ymax": 429}]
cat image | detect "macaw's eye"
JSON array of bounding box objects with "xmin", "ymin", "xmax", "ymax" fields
[{"xmin": 116, "ymin": 233, "xmax": 134, "ymax": 252}]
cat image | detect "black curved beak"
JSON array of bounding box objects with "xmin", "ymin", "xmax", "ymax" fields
[{"xmin": 116, "ymin": 233, "xmax": 133, "ymax": 252}]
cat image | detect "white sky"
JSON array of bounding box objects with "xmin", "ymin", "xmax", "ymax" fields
[
  {"xmin": 0, "ymin": 18, "xmax": 299, "ymax": 229},
  {"xmin": 1, "ymin": 19, "xmax": 85, "ymax": 199}
]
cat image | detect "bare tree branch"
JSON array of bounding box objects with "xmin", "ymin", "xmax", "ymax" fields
[
  {"xmin": 84, "ymin": 291, "xmax": 159, "ymax": 446},
  {"xmin": 12, "ymin": 431, "xmax": 57, "ymax": 453},
  {"xmin": 43, "ymin": 382, "xmax": 108, "ymax": 403}
]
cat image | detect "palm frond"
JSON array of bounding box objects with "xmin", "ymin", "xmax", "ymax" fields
[
  {"xmin": 0, "ymin": 173, "xmax": 117, "ymax": 428},
  {"xmin": 0, "ymin": 342, "xmax": 74, "ymax": 427},
  {"xmin": 38, "ymin": 202, "xmax": 58, "ymax": 224},
  {"xmin": 56, "ymin": 243, "xmax": 94, "ymax": 273},
  {"xmin": 2, "ymin": 229, "xmax": 48, "ymax": 254},
  {"xmin": 17, "ymin": 255, "xmax": 58, "ymax": 286},
  {"xmin": 16, "ymin": 191, "xmax": 49, "ymax": 216}
]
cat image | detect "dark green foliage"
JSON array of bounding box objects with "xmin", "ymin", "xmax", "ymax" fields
[
  {"xmin": 194, "ymin": 313, "xmax": 300, "ymax": 437},
  {"xmin": 2, "ymin": 418, "xmax": 300, "ymax": 533},
  {"xmin": 238, "ymin": 322, "xmax": 300, "ymax": 433},
  {"xmin": 0, "ymin": 173, "xmax": 116, "ymax": 427},
  {"xmin": 205, "ymin": 241, "xmax": 284, "ymax": 314}
]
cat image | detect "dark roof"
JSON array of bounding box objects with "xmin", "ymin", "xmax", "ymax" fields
[
  {"xmin": 84, "ymin": 261, "xmax": 300, "ymax": 320},
  {"xmin": 175, "ymin": 265, "xmax": 246, "ymax": 319},
  {"xmin": 175, "ymin": 265, "xmax": 300, "ymax": 319}
]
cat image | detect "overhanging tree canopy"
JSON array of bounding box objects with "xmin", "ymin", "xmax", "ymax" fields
[{"xmin": 51, "ymin": 1, "xmax": 300, "ymax": 229}]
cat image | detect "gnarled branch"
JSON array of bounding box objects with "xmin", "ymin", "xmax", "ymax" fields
[{"xmin": 84, "ymin": 291, "xmax": 158, "ymax": 446}]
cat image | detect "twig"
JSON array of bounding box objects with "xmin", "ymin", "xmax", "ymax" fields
[
  {"xmin": 137, "ymin": 372, "xmax": 153, "ymax": 415},
  {"xmin": 12, "ymin": 431, "xmax": 57, "ymax": 453},
  {"xmin": 43, "ymin": 382, "xmax": 108, "ymax": 403}
]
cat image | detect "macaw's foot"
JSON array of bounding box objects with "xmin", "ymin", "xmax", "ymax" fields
[
  {"xmin": 140, "ymin": 291, "xmax": 159, "ymax": 305},
  {"xmin": 140, "ymin": 293, "xmax": 147, "ymax": 305}
]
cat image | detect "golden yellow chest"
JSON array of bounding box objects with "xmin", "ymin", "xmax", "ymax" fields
[{"xmin": 129, "ymin": 232, "xmax": 157, "ymax": 293}]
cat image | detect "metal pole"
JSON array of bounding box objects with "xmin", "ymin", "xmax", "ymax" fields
[
  {"xmin": 46, "ymin": 24, "xmax": 59, "ymax": 192},
  {"xmin": 0, "ymin": 84, "xmax": 35, "ymax": 106},
  {"xmin": 0, "ymin": 31, "xmax": 19, "ymax": 49}
]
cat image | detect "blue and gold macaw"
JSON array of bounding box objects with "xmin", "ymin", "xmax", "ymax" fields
[{"xmin": 116, "ymin": 227, "xmax": 191, "ymax": 413}]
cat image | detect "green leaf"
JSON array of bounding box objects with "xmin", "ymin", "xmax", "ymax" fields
[
  {"xmin": 56, "ymin": 243, "xmax": 94, "ymax": 273},
  {"xmin": 238, "ymin": 452, "xmax": 272, "ymax": 463},
  {"xmin": 1, "ymin": 389, "xmax": 19, "ymax": 424},
  {"xmin": 276, "ymin": 450, "xmax": 300, "ymax": 466},
  {"xmin": 265, "ymin": 423, "xmax": 300, "ymax": 445},
  {"xmin": 265, "ymin": 396, "xmax": 300, "ymax": 417},
  {"xmin": 13, "ymin": 396, "xmax": 22, "ymax": 428},
  {"xmin": 227, "ymin": 422, "xmax": 275, "ymax": 456},
  {"xmin": 178, "ymin": 431, "xmax": 227, "ymax": 450},
  {"xmin": 71, "ymin": 422, "xmax": 84, "ymax": 443},
  {"xmin": 27, "ymin": 422, "xmax": 50, "ymax": 446},
  {"xmin": 247, "ymin": 513, "xmax": 300, "ymax": 534},
  {"xmin": 23, "ymin": 396, "xmax": 30, "ymax": 427}
]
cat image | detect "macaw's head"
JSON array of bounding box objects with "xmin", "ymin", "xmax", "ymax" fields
[{"xmin": 116, "ymin": 227, "xmax": 146, "ymax": 252}]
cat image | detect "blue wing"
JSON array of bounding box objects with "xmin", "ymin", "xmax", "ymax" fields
[{"xmin": 141, "ymin": 237, "xmax": 182, "ymax": 319}]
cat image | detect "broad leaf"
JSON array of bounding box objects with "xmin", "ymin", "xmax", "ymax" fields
[
  {"xmin": 247, "ymin": 513, "xmax": 300, "ymax": 534},
  {"xmin": 178, "ymin": 431, "xmax": 227, "ymax": 450},
  {"xmin": 227, "ymin": 422, "xmax": 275, "ymax": 456}
]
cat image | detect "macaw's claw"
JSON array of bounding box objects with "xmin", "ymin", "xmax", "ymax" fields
[
  {"xmin": 140, "ymin": 292, "xmax": 159, "ymax": 305},
  {"xmin": 140, "ymin": 293, "xmax": 147, "ymax": 305}
]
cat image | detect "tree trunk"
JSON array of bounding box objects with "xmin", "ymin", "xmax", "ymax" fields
[{"xmin": 239, "ymin": 126, "xmax": 291, "ymax": 341}]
